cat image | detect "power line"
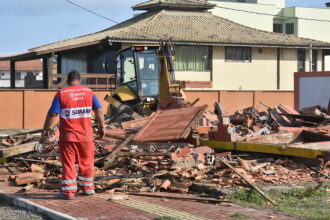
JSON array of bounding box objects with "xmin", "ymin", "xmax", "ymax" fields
[
  {"xmin": 63, "ymin": 0, "xmax": 120, "ymax": 24},
  {"xmin": 215, "ymin": 5, "xmax": 330, "ymax": 23},
  {"xmin": 63, "ymin": 0, "xmax": 164, "ymax": 40}
]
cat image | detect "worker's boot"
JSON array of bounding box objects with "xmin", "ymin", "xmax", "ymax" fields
[
  {"xmin": 82, "ymin": 189, "xmax": 96, "ymax": 196},
  {"xmin": 55, "ymin": 192, "xmax": 75, "ymax": 200}
]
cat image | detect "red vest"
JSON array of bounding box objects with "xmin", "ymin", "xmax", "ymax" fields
[{"xmin": 57, "ymin": 85, "xmax": 94, "ymax": 142}]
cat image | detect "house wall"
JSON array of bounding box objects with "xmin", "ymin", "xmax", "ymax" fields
[
  {"xmin": 210, "ymin": 1, "xmax": 278, "ymax": 32},
  {"xmin": 0, "ymin": 90, "xmax": 110, "ymax": 129},
  {"xmin": 213, "ymin": 47, "xmax": 322, "ymax": 91},
  {"xmin": 122, "ymin": 43, "xmax": 323, "ymax": 91},
  {"xmin": 212, "ymin": 46, "xmax": 277, "ymax": 91},
  {"xmin": 293, "ymin": 7, "xmax": 330, "ymax": 43},
  {"xmin": 213, "ymin": 0, "xmax": 285, "ymax": 8}
]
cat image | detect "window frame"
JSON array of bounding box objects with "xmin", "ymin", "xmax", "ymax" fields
[
  {"xmin": 285, "ymin": 23, "xmax": 295, "ymax": 35},
  {"xmin": 312, "ymin": 50, "xmax": 318, "ymax": 72},
  {"xmin": 297, "ymin": 49, "xmax": 306, "ymax": 72},
  {"xmin": 225, "ymin": 47, "xmax": 252, "ymax": 63},
  {"xmin": 273, "ymin": 23, "xmax": 283, "ymax": 33},
  {"xmin": 174, "ymin": 45, "xmax": 212, "ymax": 72}
]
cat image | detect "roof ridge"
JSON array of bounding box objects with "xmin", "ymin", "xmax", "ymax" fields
[
  {"xmin": 110, "ymin": 10, "xmax": 164, "ymax": 40},
  {"xmin": 132, "ymin": 0, "xmax": 215, "ymax": 11}
]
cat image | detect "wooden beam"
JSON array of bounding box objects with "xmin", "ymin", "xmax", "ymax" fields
[
  {"xmin": 219, "ymin": 158, "xmax": 277, "ymax": 206},
  {"xmin": 10, "ymin": 60, "xmax": 15, "ymax": 89},
  {"xmin": 42, "ymin": 57, "xmax": 49, "ymax": 89},
  {"xmin": 104, "ymin": 134, "xmax": 134, "ymax": 167},
  {"xmin": 0, "ymin": 141, "xmax": 38, "ymax": 158}
]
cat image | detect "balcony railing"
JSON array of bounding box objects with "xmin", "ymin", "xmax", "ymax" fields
[{"xmin": 51, "ymin": 73, "xmax": 116, "ymax": 90}]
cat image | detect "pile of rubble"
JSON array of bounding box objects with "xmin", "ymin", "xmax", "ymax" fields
[
  {"xmin": 1, "ymin": 102, "xmax": 330, "ymax": 204},
  {"xmin": 201, "ymin": 102, "xmax": 330, "ymax": 142}
]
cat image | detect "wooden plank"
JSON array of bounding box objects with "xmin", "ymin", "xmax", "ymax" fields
[
  {"xmin": 0, "ymin": 141, "xmax": 38, "ymax": 158},
  {"xmin": 104, "ymin": 134, "xmax": 135, "ymax": 167},
  {"xmin": 201, "ymin": 140, "xmax": 325, "ymax": 159},
  {"xmin": 219, "ymin": 158, "xmax": 277, "ymax": 206}
]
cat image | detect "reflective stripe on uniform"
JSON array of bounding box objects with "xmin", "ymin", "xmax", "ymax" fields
[
  {"xmin": 61, "ymin": 186, "xmax": 78, "ymax": 191},
  {"xmin": 78, "ymin": 181, "xmax": 94, "ymax": 187},
  {"xmin": 77, "ymin": 176, "xmax": 93, "ymax": 181},
  {"xmin": 61, "ymin": 179, "xmax": 76, "ymax": 185}
]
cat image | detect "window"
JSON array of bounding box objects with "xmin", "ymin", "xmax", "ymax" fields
[
  {"xmin": 285, "ymin": 23, "xmax": 294, "ymax": 35},
  {"xmin": 312, "ymin": 50, "xmax": 318, "ymax": 72},
  {"xmin": 273, "ymin": 23, "xmax": 283, "ymax": 33},
  {"xmin": 137, "ymin": 51, "xmax": 159, "ymax": 97},
  {"xmin": 118, "ymin": 49, "xmax": 138, "ymax": 93},
  {"xmin": 15, "ymin": 72, "xmax": 21, "ymax": 80},
  {"xmin": 225, "ymin": 47, "xmax": 252, "ymax": 62},
  {"xmin": 297, "ymin": 49, "xmax": 306, "ymax": 72},
  {"xmin": 174, "ymin": 46, "xmax": 211, "ymax": 71}
]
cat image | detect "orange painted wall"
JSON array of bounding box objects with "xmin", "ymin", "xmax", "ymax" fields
[
  {"xmin": 254, "ymin": 91, "xmax": 294, "ymax": 112},
  {"xmin": 0, "ymin": 90, "xmax": 293, "ymax": 129},
  {"xmin": 0, "ymin": 90, "xmax": 111, "ymax": 129},
  {"xmin": 24, "ymin": 90, "xmax": 57, "ymax": 129},
  {"xmin": 184, "ymin": 90, "xmax": 294, "ymax": 114},
  {"xmin": 219, "ymin": 91, "xmax": 254, "ymax": 114},
  {"xmin": 183, "ymin": 91, "xmax": 219, "ymax": 111},
  {"xmin": 0, "ymin": 91, "xmax": 24, "ymax": 129}
]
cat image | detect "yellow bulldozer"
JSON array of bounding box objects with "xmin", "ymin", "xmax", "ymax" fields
[{"xmin": 105, "ymin": 40, "xmax": 186, "ymax": 122}]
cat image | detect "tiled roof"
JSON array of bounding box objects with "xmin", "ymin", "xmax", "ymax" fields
[
  {"xmin": 0, "ymin": 60, "xmax": 42, "ymax": 71},
  {"xmin": 132, "ymin": 0, "xmax": 215, "ymax": 10},
  {"xmin": 28, "ymin": 9, "xmax": 330, "ymax": 54}
]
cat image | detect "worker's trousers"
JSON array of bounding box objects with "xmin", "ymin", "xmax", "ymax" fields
[{"xmin": 59, "ymin": 141, "xmax": 95, "ymax": 197}]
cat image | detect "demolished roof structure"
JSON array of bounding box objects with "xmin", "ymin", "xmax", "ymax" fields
[{"xmin": 2, "ymin": 0, "xmax": 330, "ymax": 61}]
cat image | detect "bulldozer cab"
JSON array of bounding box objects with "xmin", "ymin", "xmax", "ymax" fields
[
  {"xmin": 105, "ymin": 41, "xmax": 181, "ymax": 119},
  {"xmin": 116, "ymin": 46, "xmax": 160, "ymax": 100}
]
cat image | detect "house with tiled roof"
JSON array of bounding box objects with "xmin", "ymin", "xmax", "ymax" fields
[
  {"xmin": 1, "ymin": 0, "xmax": 330, "ymax": 108},
  {"xmin": 0, "ymin": 60, "xmax": 43, "ymax": 88}
]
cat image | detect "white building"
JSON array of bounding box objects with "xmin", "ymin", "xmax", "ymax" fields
[{"xmin": 211, "ymin": 0, "xmax": 330, "ymax": 70}]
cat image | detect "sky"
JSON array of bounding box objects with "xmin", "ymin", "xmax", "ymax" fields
[{"xmin": 0, "ymin": 0, "xmax": 328, "ymax": 56}]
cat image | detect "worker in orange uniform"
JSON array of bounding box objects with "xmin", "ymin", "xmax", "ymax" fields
[{"xmin": 40, "ymin": 70, "xmax": 105, "ymax": 200}]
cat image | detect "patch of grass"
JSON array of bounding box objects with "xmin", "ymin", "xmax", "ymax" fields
[
  {"xmin": 227, "ymin": 185, "xmax": 330, "ymax": 220},
  {"xmin": 281, "ymin": 188, "xmax": 326, "ymax": 199},
  {"xmin": 154, "ymin": 217, "xmax": 179, "ymax": 220},
  {"xmin": 229, "ymin": 213, "xmax": 251, "ymax": 219},
  {"xmin": 228, "ymin": 189, "xmax": 267, "ymax": 206}
]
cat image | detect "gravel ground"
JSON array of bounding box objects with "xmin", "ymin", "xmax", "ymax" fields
[{"xmin": 0, "ymin": 199, "xmax": 46, "ymax": 220}]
